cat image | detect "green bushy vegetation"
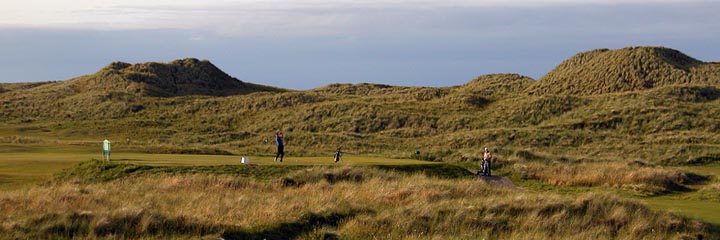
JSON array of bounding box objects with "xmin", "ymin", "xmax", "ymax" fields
[
  {"xmin": 2, "ymin": 47, "xmax": 718, "ymax": 165},
  {"xmin": 0, "ymin": 47, "xmax": 720, "ymax": 164}
]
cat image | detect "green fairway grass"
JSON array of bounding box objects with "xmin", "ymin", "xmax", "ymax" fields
[
  {"xmin": 641, "ymin": 163, "xmax": 720, "ymax": 225},
  {"xmin": 113, "ymin": 155, "xmax": 437, "ymax": 166},
  {"xmin": 0, "ymin": 145, "xmax": 88, "ymax": 190},
  {"xmin": 643, "ymin": 197, "xmax": 720, "ymax": 225},
  {"xmin": 678, "ymin": 163, "xmax": 720, "ymax": 177},
  {"xmin": 0, "ymin": 144, "xmax": 436, "ymax": 190}
]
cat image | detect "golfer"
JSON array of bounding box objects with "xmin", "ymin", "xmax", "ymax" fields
[
  {"xmin": 482, "ymin": 147, "xmax": 492, "ymax": 176},
  {"xmin": 334, "ymin": 147, "xmax": 342, "ymax": 163},
  {"xmin": 274, "ymin": 132, "xmax": 284, "ymax": 162}
]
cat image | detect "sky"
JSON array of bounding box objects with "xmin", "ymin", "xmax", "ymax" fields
[{"xmin": 1, "ymin": 0, "xmax": 719, "ymax": 89}]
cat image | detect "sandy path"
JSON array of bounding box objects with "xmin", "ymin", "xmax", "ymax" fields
[{"xmin": 468, "ymin": 169, "xmax": 521, "ymax": 190}]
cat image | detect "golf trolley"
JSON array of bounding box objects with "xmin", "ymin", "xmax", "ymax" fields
[{"xmin": 477, "ymin": 159, "xmax": 491, "ymax": 176}]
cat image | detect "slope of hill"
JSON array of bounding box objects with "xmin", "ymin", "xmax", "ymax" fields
[
  {"xmin": 68, "ymin": 58, "xmax": 281, "ymax": 97},
  {"xmin": 0, "ymin": 81, "xmax": 54, "ymax": 93},
  {"xmin": 528, "ymin": 46, "xmax": 720, "ymax": 95},
  {"xmin": 437, "ymin": 73, "xmax": 535, "ymax": 110},
  {"xmin": 1, "ymin": 46, "xmax": 719, "ymax": 164},
  {"xmin": 455, "ymin": 73, "xmax": 533, "ymax": 99},
  {"xmin": 312, "ymin": 83, "xmax": 402, "ymax": 96},
  {"xmin": 0, "ymin": 59, "xmax": 282, "ymax": 120}
]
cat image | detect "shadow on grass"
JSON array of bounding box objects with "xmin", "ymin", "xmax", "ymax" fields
[
  {"xmin": 222, "ymin": 210, "xmax": 367, "ymax": 240},
  {"xmin": 53, "ymin": 160, "xmax": 306, "ymax": 183},
  {"xmin": 16, "ymin": 211, "xmax": 222, "ymax": 239},
  {"xmin": 655, "ymin": 172, "xmax": 711, "ymax": 195},
  {"xmin": 11, "ymin": 209, "xmax": 367, "ymax": 239},
  {"xmin": 375, "ymin": 164, "xmax": 472, "ymax": 179},
  {"xmin": 55, "ymin": 161, "xmax": 473, "ymax": 187}
]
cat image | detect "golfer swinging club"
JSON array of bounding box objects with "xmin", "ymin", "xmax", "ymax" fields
[{"xmin": 274, "ymin": 132, "xmax": 284, "ymax": 162}]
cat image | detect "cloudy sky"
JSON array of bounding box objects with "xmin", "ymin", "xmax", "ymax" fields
[{"xmin": 1, "ymin": 0, "xmax": 719, "ymax": 89}]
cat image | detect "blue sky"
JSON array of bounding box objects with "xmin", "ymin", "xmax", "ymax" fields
[{"xmin": 1, "ymin": 0, "xmax": 719, "ymax": 89}]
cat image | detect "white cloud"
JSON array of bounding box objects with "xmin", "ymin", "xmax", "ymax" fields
[{"xmin": 0, "ymin": 0, "xmax": 715, "ymax": 37}]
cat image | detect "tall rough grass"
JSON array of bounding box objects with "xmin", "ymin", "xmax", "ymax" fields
[
  {"xmin": 0, "ymin": 165, "xmax": 715, "ymax": 239},
  {"xmin": 514, "ymin": 161, "xmax": 707, "ymax": 196}
]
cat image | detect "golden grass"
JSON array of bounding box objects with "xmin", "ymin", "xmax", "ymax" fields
[
  {"xmin": 0, "ymin": 167, "xmax": 715, "ymax": 239},
  {"xmin": 528, "ymin": 46, "xmax": 719, "ymax": 95},
  {"xmin": 513, "ymin": 162, "xmax": 703, "ymax": 196},
  {"xmin": 701, "ymin": 183, "xmax": 720, "ymax": 191}
]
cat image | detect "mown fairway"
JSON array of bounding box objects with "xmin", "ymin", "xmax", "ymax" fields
[
  {"xmin": 644, "ymin": 197, "xmax": 720, "ymax": 225},
  {"xmin": 641, "ymin": 163, "xmax": 720, "ymax": 225},
  {"xmin": 0, "ymin": 144, "xmax": 435, "ymax": 190}
]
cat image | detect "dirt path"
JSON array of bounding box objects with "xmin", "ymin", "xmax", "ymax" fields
[{"xmin": 468, "ymin": 169, "xmax": 521, "ymax": 190}]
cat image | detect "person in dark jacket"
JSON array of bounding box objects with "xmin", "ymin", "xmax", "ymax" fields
[
  {"xmin": 334, "ymin": 147, "xmax": 342, "ymax": 163},
  {"xmin": 274, "ymin": 132, "xmax": 284, "ymax": 162}
]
